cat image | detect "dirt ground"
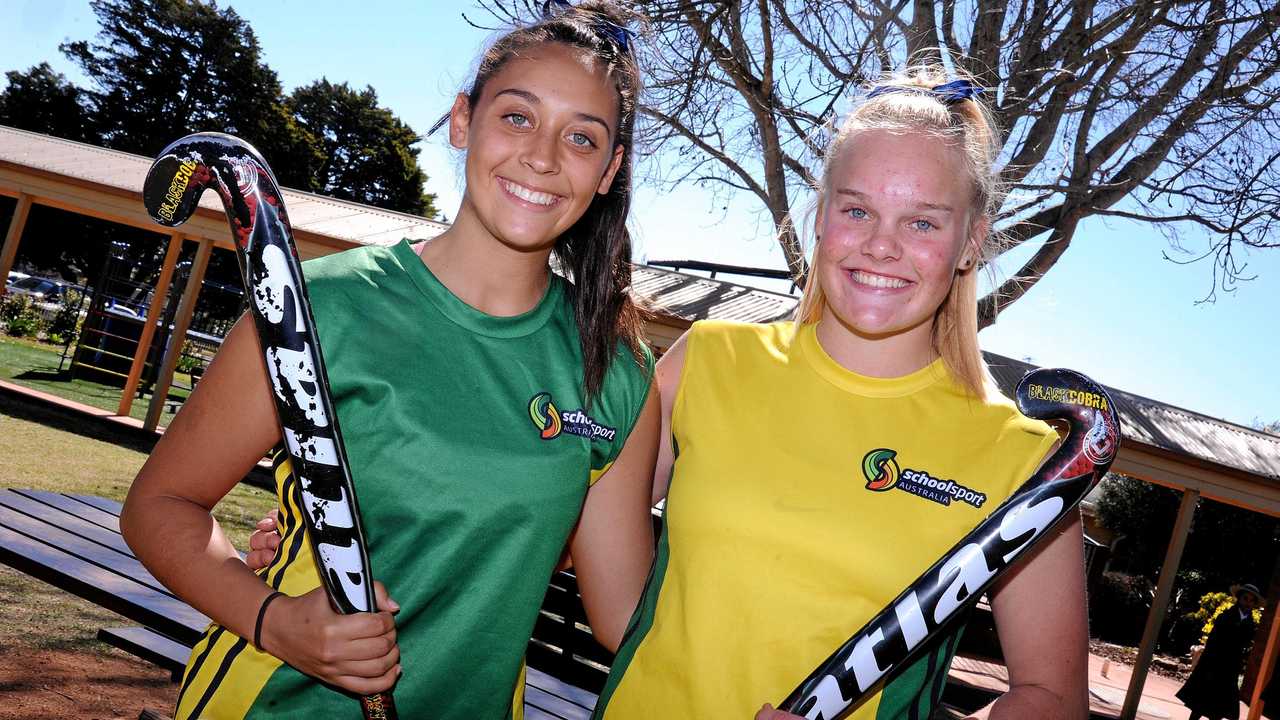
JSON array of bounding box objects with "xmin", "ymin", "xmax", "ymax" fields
[{"xmin": 0, "ymin": 645, "xmax": 177, "ymax": 720}]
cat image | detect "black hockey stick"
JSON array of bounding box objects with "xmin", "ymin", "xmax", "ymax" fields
[
  {"xmin": 780, "ymin": 367, "xmax": 1120, "ymax": 719},
  {"xmin": 143, "ymin": 132, "xmax": 396, "ymax": 720}
]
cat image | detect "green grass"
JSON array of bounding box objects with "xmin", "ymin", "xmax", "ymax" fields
[
  {"xmin": 0, "ymin": 393, "xmax": 277, "ymax": 652},
  {"xmin": 0, "ymin": 336, "xmax": 192, "ymax": 426}
]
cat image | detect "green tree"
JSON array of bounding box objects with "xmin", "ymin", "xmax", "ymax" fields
[
  {"xmin": 1096, "ymin": 473, "xmax": 1182, "ymax": 577},
  {"xmin": 0, "ymin": 63, "xmax": 98, "ymax": 142},
  {"xmin": 483, "ymin": 1, "xmax": 1280, "ymax": 314},
  {"xmin": 60, "ymin": 0, "xmax": 321, "ymax": 188},
  {"xmin": 1097, "ymin": 474, "xmax": 1278, "ymax": 590},
  {"xmin": 289, "ymin": 80, "xmax": 438, "ymax": 217}
]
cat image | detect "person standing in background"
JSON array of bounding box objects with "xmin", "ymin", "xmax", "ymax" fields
[{"xmin": 1178, "ymin": 583, "xmax": 1264, "ymax": 720}]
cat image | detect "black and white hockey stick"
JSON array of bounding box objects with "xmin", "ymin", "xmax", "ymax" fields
[
  {"xmin": 780, "ymin": 367, "xmax": 1120, "ymax": 719},
  {"xmin": 143, "ymin": 132, "xmax": 396, "ymax": 720}
]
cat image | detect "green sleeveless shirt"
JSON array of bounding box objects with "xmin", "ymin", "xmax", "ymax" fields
[{"xmin": 175, "ymin": 240, "xmax": 653, "ymax": 720}]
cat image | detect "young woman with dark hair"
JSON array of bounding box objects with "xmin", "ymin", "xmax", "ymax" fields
[{"xmin": 122, "ymin": 4, "xmax": 658, "ymax": 718}]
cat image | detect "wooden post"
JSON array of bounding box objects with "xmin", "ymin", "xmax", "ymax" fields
[
  {"xmin": 1246, "ymin": 554, "xmax": 1280, "ymax": 720},
  {"xmin": 118, "ymin": 232, "xmax": 184, "ymax": 416},
  {"xmin": 1120, "ymin": 489, "xmax": 1200, "ymax": 720},
  {"xmin": 1247, "ymin": 610, "xmax": 1280, "ymax": 720},
  {"xmin": 0, "ymin": 193, "xmax": 33, "ymax": 294},
  {"xmin": 144, "ymin": 238, "xmax": 211, "ymax": 431}
]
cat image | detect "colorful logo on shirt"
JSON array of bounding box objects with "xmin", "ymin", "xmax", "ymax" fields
[
  {"xmin": 529, "ymin": 393, "xmax": 563, "ymax": 439},
  {"xmin": 860, "ymin": 448, "xmax": 987, "ymax": 508},
  {"xmin": 528, "ymin": 392, "xmax": 617, "ymax": 443},
  {"xmin": 862, "ymin": 449, "xmax": 901, "ymax": 491}
]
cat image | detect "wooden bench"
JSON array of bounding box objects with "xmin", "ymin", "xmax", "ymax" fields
[
  {"xmin": 0, "ymin": 488, "xmax": 598, "ymax": 718},
  {"xmin": 0, "ymin": 488, "xmax": 996, "ymax": 718}
]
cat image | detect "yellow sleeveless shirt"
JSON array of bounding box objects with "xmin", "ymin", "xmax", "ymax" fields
[{"xmin": 595, "ymin": 320, "xmax": 1057, "ymax": 719}]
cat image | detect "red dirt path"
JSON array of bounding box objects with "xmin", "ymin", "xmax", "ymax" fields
[{"xmin": 0, "ymin": 646, "xmax": 176, "ymax": 720}]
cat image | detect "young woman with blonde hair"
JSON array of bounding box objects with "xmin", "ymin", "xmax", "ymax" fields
[{"xmin": 593, "ymin": 65, "xmax": 1088, "ymax": 720}]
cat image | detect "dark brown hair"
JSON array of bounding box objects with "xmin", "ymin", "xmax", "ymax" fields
[{"xmin": 467, "ymin": 1, "xmax": 649, "ymax": 401}]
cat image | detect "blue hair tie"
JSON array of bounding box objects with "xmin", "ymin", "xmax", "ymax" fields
[
  {"xmin": 542, "ymin": 0, "xmax": 635, "ymax": 54},
  {"xmin": 424, "ymin": 2, "xmax": 633, "ymax": 138},
  {"xmin": 866, "ymin": 79, "xmax": 985, "ymax": 105}
]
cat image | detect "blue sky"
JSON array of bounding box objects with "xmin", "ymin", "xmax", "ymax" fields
[{"xmin": 3, "ymin": 0, "xmax": 1277, "ymax": 428}]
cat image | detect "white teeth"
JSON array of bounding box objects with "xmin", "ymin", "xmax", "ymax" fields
[
  {"xmin": 851, "ymin": 270, "xmax": 909, "ymax": 289},
  {"xmin": 501, "ymin": 179, "xmax": 557, "ymax": 206}
]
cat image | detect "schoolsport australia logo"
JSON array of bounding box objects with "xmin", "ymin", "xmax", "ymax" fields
[
  {"xmin": 860, "ymin": 448, "xmax": 987, "ymax": 508},
  {"xmin": 528, "ymin": 393, "xmax": 617, "ymax": 442},
  {"xmin": 862, "ymin": 449, "xmax": 901, "ymax": 491},
  {"xmin": 529, "ymin": 393, "xmax": 564, "ymax": 439}
]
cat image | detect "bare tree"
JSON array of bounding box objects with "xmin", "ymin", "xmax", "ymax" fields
[{"xmin": 478, "ymin": 0, "xmax": 1280, "ymax": 324}]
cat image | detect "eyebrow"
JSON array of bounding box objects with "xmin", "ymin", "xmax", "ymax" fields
[
  {"xmin": 834, "ymin": 188, "xmax": 955, "ymax": 214},
  {"xmin": 493, "ymin": 88, "xmax": 613, "ymax": 133}
]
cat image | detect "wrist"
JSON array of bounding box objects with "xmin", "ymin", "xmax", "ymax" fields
[{"xmin": 253, "ymin": 590, "xmax": 287, "ymax": 653}]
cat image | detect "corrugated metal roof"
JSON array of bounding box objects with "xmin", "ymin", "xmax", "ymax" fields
[
  {"xmin": 0, "ymin": 125, "xmax": 448, "ymax": 247},
  {"xmin": 5, "ymin": 125, "xmax": 1275, "ymax": 485},
  {"xmin": 986, "ymin": 355, "xmax": 1280, "ymax": 482},
  {"xmin": 631, "ymin": 264, "xmax": 798, "ymax": 324},
  {"xmin": 633, "ymin": 265, "xmax": 1278, "ymax": 483}
]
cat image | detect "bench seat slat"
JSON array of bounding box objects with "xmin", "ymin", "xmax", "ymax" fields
[
  {"xmin": 12, "ymin": 488, "xmax": 123, "ymax": 532},
  {"xmin": 0, "ymin": 523, "xmax": 208, "ymax": 644},
  {"xmin": 70, "ymin": 493, "xmax": 125, "ymax": 516},
  {"xmin": 98, "ymin": 626, "xmax": 189, "ymax": 681},
  {"xmin": 0, "ymin": 502, "xmax": 175, "ymax": 598},
  {"xmin": 0, "ymin": 488, "xmax": 603, "ymax": 716},
  {"xmin": 526, "ymin": 667, "xmax": 598, "ymax": 712},
  {"xmin": 0, "ymin": 489, "xmax": 135, "ymax": 557}
]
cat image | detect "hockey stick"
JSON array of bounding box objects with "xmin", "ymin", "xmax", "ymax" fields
[
  {"xmin": 143, "ymin": 132, "xmax": 396, "ymax": 720},
  {"xmin": 780, "ymin": 367, "xmax": 1120, "ymax": 720}
]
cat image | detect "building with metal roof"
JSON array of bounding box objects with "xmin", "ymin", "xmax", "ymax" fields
[
  {"xmin": 0, "ymin": 124, "xmax": 448, "ymax": 258},
  {"xmin": 630, "ymin": 263, "xmax": 798, "ymax": 348},
  {"xmin": 2, "ymin": 124, "xmax": 1278, "ymax": 718}
]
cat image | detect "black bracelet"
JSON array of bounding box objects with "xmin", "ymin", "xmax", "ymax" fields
[{"xmin": 253, "ymin": 591, "xmax": 285, "ymax": 650}]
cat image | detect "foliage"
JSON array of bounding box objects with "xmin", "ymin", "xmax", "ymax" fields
[
  {"xmin": 0, "ymin": 294, "xmax": 45, "ymax": 338},
  {"xmin": 0, "ymin": 0, "xmax": 438, "ymax": 218},
  {"xmin": 46, "ymin": 288, "xmax": 85, "ymax": 346},
  {"xmin": 1187, "ymin": 592, "xmax": 1264, "ymax": 646},
  {"xmin": 288, "ymin": 80, "xmax": 438, "ymax": 216},
  {"xmin": 481, "ymin": 0, "xmax": 1280, "ymax": 317},
  {"xmin": 1157, "ymin": 569, "xmax": 1210, "ymax": 653},
  {"xmin": 0, "ymin": 63, "xmax": 97, "ymax": 142},
  {"xmin": 1096, "ymin": 474, "xmax": 1278, "ymax": 586},
  {"xmin": 1090, "ymin": 571, "xmax": 1153, "ymax": 646},
  {"xmin": 1096, "ymin": 474, "xmax": 1278, "ymax": 652},
  {"xmin": 1095, "ymin": 474, "xmax": 1182, "ymax": 576},
  {"xmin": 175, "ymin": 338, "xmax": 203, "ymax": 374},
  {"xmin": 59, "ymin": 0, "xmax": 319, "ymax": 184},
  {"xmin": 1192, "ymin": 592, "xmax": 1234, "ymax": 645}
]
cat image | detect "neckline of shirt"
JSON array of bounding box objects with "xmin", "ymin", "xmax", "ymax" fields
[
  {"xmin": 393, "ymin": 239, "xmax": 561, "ymax": 338},
  {"xmin": 796, "ymin": 321, "xmax": 948, "ymax": 398}
]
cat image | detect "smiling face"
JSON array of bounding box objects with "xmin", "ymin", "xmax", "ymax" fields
[
  {"xmin": 814, "ymin": 128, "xmax": 982, "ymax": 362},
  {"xmin": 450, "ymin": 42, "xmax": 624, "ymax": 254}
]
